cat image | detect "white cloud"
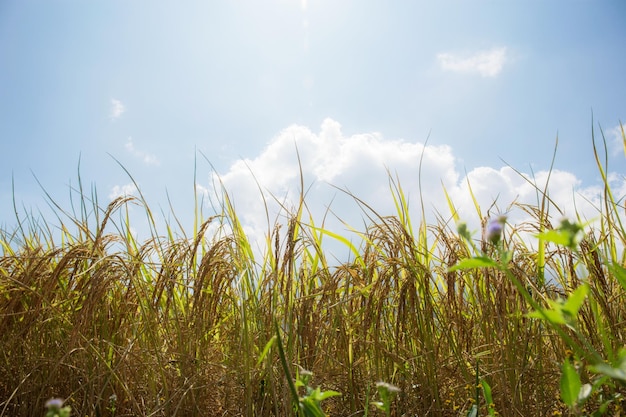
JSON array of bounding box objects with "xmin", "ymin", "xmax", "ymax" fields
[
  {"xmin": 108, "ymin": 183, "xmax": 138, "ymax": 200},
  {"xmin": 608, "ymin": 172, "xmax": 626, "ymax": 199},
  {"xmin": 212, "ymin": 119, "xmax": 456, "ymax": 221},
  {"xmin": 203, "ymin": 118, "xmax": 623, "ymax": 258},
  {"xmin": 125, "ymin": 137, "xmax": 160, "ymax": 166},
  {"xmin": 110, "ymin": 98, "xmax": 125, "ymax": 120},
  {"xmin": 437, "ymin": 47, "xmax": 508, "ymax": 77},
  {"xmin": 607, "ymin": 123, "xmax": 626, "ymax": 157}
]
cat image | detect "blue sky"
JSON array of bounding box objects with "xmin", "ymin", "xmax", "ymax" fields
[{"xmin": 1, "ymin": 1, "xmax": 625, "ymax": 250}]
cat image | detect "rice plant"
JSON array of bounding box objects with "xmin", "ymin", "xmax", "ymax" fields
[{"xmin": 1, "ymin": 123, "xmax": 625, "ymax": 416}]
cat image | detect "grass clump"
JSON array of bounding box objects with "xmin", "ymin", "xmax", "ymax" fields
[{"xmin": 1, "ymin": 123, "xmax": 626, "ymax": 416}]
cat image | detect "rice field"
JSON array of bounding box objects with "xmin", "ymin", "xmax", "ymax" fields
[{"xmin": 1, "ymin": 127, "xmax": 626, "ymax": 416}]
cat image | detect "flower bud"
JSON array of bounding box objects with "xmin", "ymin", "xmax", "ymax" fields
[{"xmin": 485, "ymin": 215, "xmax": 506, "ymax": 244}]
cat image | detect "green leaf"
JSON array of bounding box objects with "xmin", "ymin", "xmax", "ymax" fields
[
  {"xmin": 309, "ymin": 225, "xmax": 365, "ymax": 268},
  {"xmin": 527, "ymin": 285, "xmax": 588, "ymax": 326},
  {"xmin": 536, "ymin": 229, "xmax": 573, "ymax": 247},
  {"xmin": 527, "ymin": 305, "xmax": 566, "ymax": 325},
  {"xmin": 536, "ymin": 219, "xmax": 584, "ymax": 250},
  {"xmin": 481, "ymin": 379, "xmax": 496, "ymax": 416},
  {"xmin": 591, "ymin": 362, "xmax": 626, "ymax": 382},
  {"xmin": 481, "ymin": 379, "xmax": 493, "ymax": 403},
  {"xmin": 448, "ymin": 256, "xmax": 499, "ymax": 272},
  {"xmin": 590, "ymin": 350, "xmax": 626, "ymax": 382},
  {"xmin": 500, "ymin": 249, "xmax": 513, "ymax": 266},
  {"xmin": 562, "ymin": 284, "xmax": 589, "ymax": 318},
  {"xmin": 256, "ymin": 335, "xmax": 276, "ymax": 367},
  {"xmin": 274, "ymin": 320, "xmax": 300, "ymax": 410},
  {"xmin": 299, "ymin": 397, "xmax": 326, "ymax": 417},
  {"xmin": 608, "ymin": 263, "xmax": 626, "ymax": 292},
  {"xmin": 561, "ymin": 359, "xmax": 582, "ymax": 407},
  {"xmin": 313, "ymin": 389, "xmax": 341, "ymax": 401}
]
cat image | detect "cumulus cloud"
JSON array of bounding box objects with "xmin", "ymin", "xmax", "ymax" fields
[
  {"xmin": 110, "ymin": 98, "xmax": 125, "ymax": 120},
  {"xmin": 202, "ymin": 118, "xmax": 623, "ymax": 257},
  {"xmin": 607, "ymin": 123, "xmax": 626, "ymax": 157},
  {"xmin": 125, "ymin": 137, "xmax": 160, "ymax": 166},
  {"xmin": 437, "ymin": 47, "xmax": 508, "ymax": 77},
  {"xmin": 212, "ymin": 120, "xmax": 454, "ymax": 228},
  {"xmin": 108, "ymin": 183, "xmax": 138, "ymax": 200}
]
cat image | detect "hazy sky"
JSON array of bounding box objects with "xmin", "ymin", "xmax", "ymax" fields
[{"xmin": 1, "ymin": 1, "xmax": 625, "ymax": 252}]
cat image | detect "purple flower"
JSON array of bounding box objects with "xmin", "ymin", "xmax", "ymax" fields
[
  {"xmin": 45, "ymin": 398, "xmax": 64, "ymax": 410},
  {"xmin": 485, "ymin": 215, "xmax": 506, "ymax": 244}
]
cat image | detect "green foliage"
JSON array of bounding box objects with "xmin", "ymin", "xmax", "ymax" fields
[
  {"xmin": 298, "ymin": 382, "xmax": 342, "ymax": 417},
  {"xmin": 560, "ymin": 359, "xmax": 582, "ymax": 408},
  {"xmin": 452, "ymin": 209, "xmax": 626, "ymax": 416},
  {"xmin": 590, "ymin": 349, "xmax": 626, "ymax": 383},
  {"xmin": 480, "ymin": 379, "xmax": 497, "ymax": 417},
  {"xmin": 448, "ymin": 255, "xmax": 499, "ymax": 270},
  {"xmin": 527, "ymin": 283, "xmax": 589, "ymax": 327},
  {"xmin": 275, "ymin": 320, "xmax": 341, "ymax": 417},
  {"xmin": 536, "ymin": 218, "xmax": 585, "ymax": 250},
  {"xmin": 372, "ymin": 382, "xmax": 400, "ymax": 416}
]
